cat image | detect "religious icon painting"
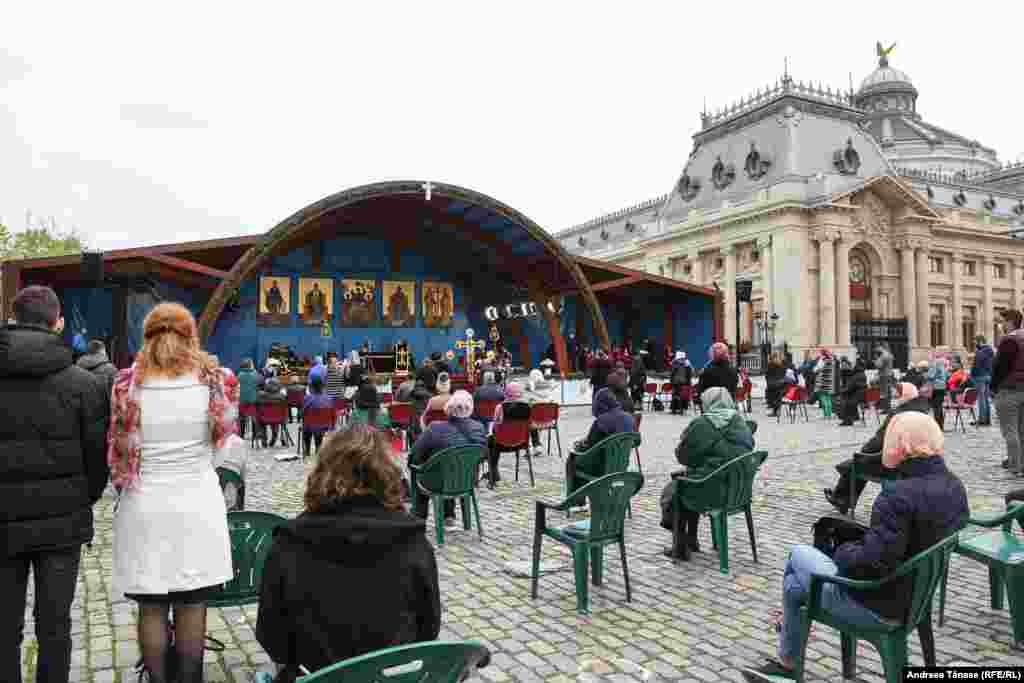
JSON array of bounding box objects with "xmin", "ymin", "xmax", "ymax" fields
[
  {"xmin": 338, "ymin": 278, "xmax": 379, "ymax": 327},
  {"xmin": 422, "ymin": 282, "xmax": 454, "ymax": 328},
  {"xmin": 257, "ymin": 276, "xmax": 291, "ymax": 327},
  {"xmin": 382, "ymin": 280, "xmax": 416, "ymax": 327},
  {"xmin": 298, "ymin": 277, "xmax": 333, "ymax": 326}
]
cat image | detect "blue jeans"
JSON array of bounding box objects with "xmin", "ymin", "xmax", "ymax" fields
[
  {"xmin": 779, "ymin": 545, "xmax": 890, "ymax": 662},
  {"xmin": 975, "ymin": 376, "xmax": 991, "ymax": 422}
]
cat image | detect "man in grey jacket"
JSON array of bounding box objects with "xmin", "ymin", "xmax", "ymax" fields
[
  {"xmin": 874, "ymin": 343, "xmax": 894, "ymax": 413},
  {"xmin": 76, "ymin": 339, "xmax": 118, "ymax": 395}
]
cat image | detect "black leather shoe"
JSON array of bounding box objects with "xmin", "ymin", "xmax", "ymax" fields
[{"xmin": 823, "ymin": 488, "xmax": 850, "ymax": 515}]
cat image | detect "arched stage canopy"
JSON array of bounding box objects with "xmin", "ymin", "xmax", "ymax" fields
[{"xmin": 198, "ymin": 181, "xmax": 610, "ymax": 373}]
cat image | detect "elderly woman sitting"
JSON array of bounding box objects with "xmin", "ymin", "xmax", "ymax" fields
[
  {"xmin": 485, "ymin": 382, "xmax": 531, "ymax": 487},
  {"xmin": 409, "ymin": 390, "xmax": 487, "ymax": 523},
  {"xmin": 660, "ymin": 387, "xmax": 755, "ymax": 557},
  {"xmin": 741, "ymin": 412, "xmax": 969, "ymax": 681},
  {"xmin": 350, "ymin": 381, "xmax": 390, "ymax": 429},
  {"xmin": 565, "ymin": 388, "xmax": 636, "ymax": 504}
]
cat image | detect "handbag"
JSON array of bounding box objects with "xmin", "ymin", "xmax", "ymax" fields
[{"xmin": 812, "ymin": 514, "xmax": 869, "ymax": 557}]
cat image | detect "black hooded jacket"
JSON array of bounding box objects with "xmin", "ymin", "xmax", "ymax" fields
[
  {"xmin": 256, "ymin": 496, "xmax": 441, "ymax": 681},
  {"xmin": 0, "ymin": 325, "xmax": 110, "ymax": 557}
]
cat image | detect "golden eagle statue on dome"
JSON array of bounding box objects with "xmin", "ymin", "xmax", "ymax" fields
[{"xmin": 876, "ymin": 41, "xmax": 896, "ymax": 67}]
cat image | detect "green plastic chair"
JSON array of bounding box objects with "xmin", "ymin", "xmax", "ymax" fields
[
  {"xmin": 296, "ymin": 640, "xmax": 491, "ymax": 682},
  {"xmin": 409, "ymin": 445, "xmax": 485, "ymax": 546},
  {"xmin": 207, "ymin": 511, "xmax": 288, "ymax": 609},
  {"xmin": 670, "ymin": 450, "xmax": 768, "ymax": 573},
  {"xmin": 937, "ymin": 502, "xmax": 1024, "ymax": 646},
  {"xmin": 793, "ymin": 533, "xmax": 956, "ymax": 683},
  {"xmin": 532, "ymin": 471, "xmax": 644, "ymax": 614},
  {"xmin": 566, "ymin": 432, "xmax": 641, "ymax": 518},
  {"xmin": 216, "ymin": 466, "xmax": 245, "ymax": 512}
]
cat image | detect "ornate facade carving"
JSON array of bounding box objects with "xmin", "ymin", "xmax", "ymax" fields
[
  {"xmin": 744, "ymin": 142, "xmax": 771, "ymax": 180},
  {"xmin": 833, "ymin": 138, "xmax": 862, "ymax": 175},
  {"xmin": 850, "ymin": 191, "xmax": 892, "ymax": 238},
  {"xmin": 811, "ymin": 228, "xmax": 841, "ymax": 243},
  {"xmin": 892, "ymin": 236, "xmax": 931, "ymax": 251},
  {"xmin": 678, "ymin": 173, "xmax": 701, "ymax": 201},
  {"xmin": 711, "ymin": 156, "xmax": 736, "ymax": 190}
]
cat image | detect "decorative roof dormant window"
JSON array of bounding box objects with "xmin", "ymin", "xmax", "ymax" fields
[{"xmin": 953, "ymin": 189, "xmax": 967, "ymax": 207}]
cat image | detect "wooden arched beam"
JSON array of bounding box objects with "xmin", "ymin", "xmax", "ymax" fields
[{"xmin": 197, "ymin": 180, "xmax": 611, "ymax": 351}]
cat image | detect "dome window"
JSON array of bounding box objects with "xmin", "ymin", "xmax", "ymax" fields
[
  {"xmin": 600, "ymin": 229, "xmax": 609, "ymax": 241},
  {"xmin": 578, "ymin": 236, "xmax": 587, "ymax": 247},
  {"xmin": 953, "ymin": 190, "xmax": 967, "ymax": 207},
  {"xmin": 983, "ymin": 196, "xmax": 997, "ymax": 212}
]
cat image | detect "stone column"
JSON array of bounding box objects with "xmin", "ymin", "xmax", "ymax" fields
[
  {"xmin": 1012, "ymin": 258, "xmax": 1022, "ymax": 313},
  {"xmin": 691, "ymin": 253, "xmax": 704, "ymax": 286},
  {"xmin": 757, "ymin": 236, "xmax": 773, "ymax": 316},
  {"xmin": 898, "ymin": 241, "xmax": 917, "ymax": 347},
  {"xmin": 814, "ymin": 230, "xmax": 838, "ymax": 346},
  {"xmin": 835, "ymin": 236, "xmax": 852, "ymax": 347},
  {"xmin": 916, "ymin": 245, "xmax": 930, "ymax": 348},
  {"xmin": 983, "ymin": 256, "xmax": 994, "ymax": 341},
  {"xmin": 952, "ymin": 256, "xmax": 963, "ymax": 350},
  {"xmin": 723, "ymin": 245, "xmax": 737, "ymax": 347}
]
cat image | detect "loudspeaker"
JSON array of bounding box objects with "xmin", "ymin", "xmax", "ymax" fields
[{"xmin": 81, "ymin": 252, "xmax": 104, "ymax": 284}]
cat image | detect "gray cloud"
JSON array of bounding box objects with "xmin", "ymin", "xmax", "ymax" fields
[{"xmin": 119, "ymin": 103, "xmax": 207, "ymax": 129}]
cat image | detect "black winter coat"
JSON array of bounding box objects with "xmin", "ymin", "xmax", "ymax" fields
[
  {"xmin": 697, "ymin": 359, "xmax": 739, "ymax": 398},
  {"xmin": 833, "ymin": 457, "xmax": 968, "ymax": 621},
  {"xmin": 0, "ymin": 325, "xmax": 110, "ymax": 557},
  {"xmin": 77, "ymin": 350, "xmax": 118, "ymax": 396},
  {"xmin": 256, "ymin": 496, "xmax": 441, "ymax": 683}
]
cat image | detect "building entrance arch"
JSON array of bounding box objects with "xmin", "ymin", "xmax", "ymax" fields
[{"xmin": 848, "ymin": 240, "xmax": 908, "ymax": 368}]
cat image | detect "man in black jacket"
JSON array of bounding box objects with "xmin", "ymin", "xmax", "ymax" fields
[
  {"xmin": 76, "ymin": 339, "xmax": 118, "ymax": 396},
  {"xmin": 744, "ymin": 412, "xmax": 968, "ymax": 681},
  {"xmin": 697, "ymin": 342, "xmax": 739, "ymax": 398},
  {"xmin": 0, "ymin": 286, "xmax": 110, "ymax": 683},
  {"xmin": 824, "ymin": 381, "xmax": 931, "ymax": 514}
]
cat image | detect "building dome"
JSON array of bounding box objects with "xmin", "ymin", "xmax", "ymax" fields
[{"xmin": 859, "ymin": 65, "xmax": 913, "ymax": 92}]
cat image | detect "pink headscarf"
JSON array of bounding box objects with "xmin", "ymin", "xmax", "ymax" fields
[
  {"xmin": 445, "ymin": 390, "xmax": 474, "ymax": 419},
  {"xmin": 882, "ymin": 412, "xmax": 944, "ymax": 468},
  {"xmin": 504, "ymin": 382, "xmax": 524, "ymax": 401},
  {"xmin": 709, "ymin": 342, "xmax": 729, "ymax": 361}
]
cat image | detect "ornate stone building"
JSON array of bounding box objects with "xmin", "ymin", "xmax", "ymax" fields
[{"xmin": 558, "ymin": 47, "xmax": 1024, "ymax": 367}]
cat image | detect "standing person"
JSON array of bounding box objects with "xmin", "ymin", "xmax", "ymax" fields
[
  {"xmin": 926, "ymin": 349, "xmax": 949, "ymax": 431},
  {"xmin": 237, "ymin": 359, "xmax": 261, "ymax": 439},
  {"xmin": 307, "ymin": 356, "xmax": 326, "ymax": 385},
  {"xmin": 77, "ymin": 338, "xmax": 119, "ymax": 395},
  {"xmin": 257, "ymin": 425, "xmax": 440, "ymax": 683},
  {"xmin": 588, "ymin": 348, "xmax": 613, "ymax": 401},
  {"xmin": 838, "ymin": 358, "xmax": 867, "ymax": 427},
  {"xmin": 763, "ymin": 353, "xmax": 785, "ymax": 417},
  {"xmin": 813, "ymin": 349, "xmax": 837, "ymax": 419},
  {"xmin": 669, "ymin": 352, "xmax": 693, "ymax": 414},
  {"xmin": 0, "ymin": 286, "xmax": 110, "ymax": 683},
  {"xmin": 874, "ymin": 343, "xmax": 894, "ymax": 414},
  {"xmin": 993, "ymin": 309, "xmax": 1024, "ymax": 473},
  {"xmin": 800, "ymin": 351, "xmax": 817, "ymax": 405},
  {"xmin": 108, "ymin": 302, "xmax": 238, "ymax": 683},
  {"xmin": 972, "ymin": 335, "xmax": 995, "ymax": 426},
  {"xmin": 697, "ymin": 342, "xmax": 739, "ymax": 397},
  {"xmin": 324, "ymin": 355, "xmax": 346, "ymax": 401},
  {"xmin": 629, "ymin": 353, "xmax": 647, "ymax": 409},
  {"xmin": 738, "ymin": 367, "xmax": 753, "ymax": 413}
]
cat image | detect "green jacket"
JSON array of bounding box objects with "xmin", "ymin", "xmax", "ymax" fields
[
  {"xmin": 349, "ymin": 407, "xmax": 391, "ymax": 429},
  {"xmin": 674, "ymin": 414, "xmax": 754, "ymax": 511}
]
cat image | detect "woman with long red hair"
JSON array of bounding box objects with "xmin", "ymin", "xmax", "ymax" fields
[{"xmin": 108, "ymin": 302, "xmax": 239, "ymax": 683}]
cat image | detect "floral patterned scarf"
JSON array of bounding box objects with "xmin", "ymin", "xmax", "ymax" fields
[{"xmin": 107, "ymin": 364, "xmax": 240, "ymax": 491}]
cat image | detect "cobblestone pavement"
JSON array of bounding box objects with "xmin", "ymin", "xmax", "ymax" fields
[{"xmin": 21, "ymin": 401, "xmax": 1024, "ymax": 682}]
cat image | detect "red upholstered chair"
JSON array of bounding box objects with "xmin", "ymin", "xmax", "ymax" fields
[
  {"xmin": 333, "ymin": 397, "xmax": 351, "ymax": 426},
  {"xmin": 947, "ymin": 388, "xmax": 977, "ymax": 433},
  {"xmin": 734, "ymin": 385, "xmax": 749, "ymax": 413},
  {"xmin": 659, "ymin": 382, "xmax": 673, "ymax": 404},
  {"xmin": 474, "ymin": 399, "xmax": 500, "ymax": 422},
  {"xmin": 380, "ymin": 392, "xmax": 393, "ymax": 404},
  {"xmin": 863, "ymin": 386, "xmax": 882, "ymax": 425},
  {"xmin": 256, "ymin": 403, "xmax": 295, "ymax": 449},
  {"xmin": 529, "ymin": 402, "xmax": 562, "ymax": 459},
  {"xmin": 298, "ymin": 406, "xmax": 336, "ymax": 458},
  {"xmin": 679, "ymin": 384, "xmax": 694, "ymax": 415},
  {"xmin": 644, "ymin": 382, "xmax": 658, "ymax": 410},
  {"xmin": 492, "ymin": 419, "xmax": 533, "ymax": 487},
  {"xmin": 388, "ymin": 402, "xmax": 415, "ymax": 450},
  {"xmin": 239, "ymin": 404, "xmax": 259, "ymax": 439},
  {"xmin": 423, "ymin": 409, "xmax": 447, "ymax": 427},
  {"xmin": 286, "ymin": 387, "xmax": 305, "ymax": 423}
]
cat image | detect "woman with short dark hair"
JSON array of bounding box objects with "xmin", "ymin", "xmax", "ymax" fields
[{"xmin": 257, "ymin": 425, "xmax": 440, "ymax": 682}]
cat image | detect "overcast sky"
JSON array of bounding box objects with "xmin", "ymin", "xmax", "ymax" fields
[{"xmin": 2, "ymin": 2, "xmax": 1021, "ymax": 250}]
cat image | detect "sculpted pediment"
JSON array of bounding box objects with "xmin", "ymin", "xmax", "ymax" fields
[{"xmin": 849, "ymin": 190, "xmax": 893, "ymax": 239}]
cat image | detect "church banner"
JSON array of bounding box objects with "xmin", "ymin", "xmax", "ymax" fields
[
  {"xmin": 257, "ymin": 276, "xmax": 291, "ymax": 327},
  {"xmin": 382, "ymin": 280, "xmax": 416, "ymax": 327},
  {"xmin": 422, "ymin": 281, "xmax": 454, "ymax": 328},
  {"xmin": 339, "ymin": 278, "xmax": 379, "ymax": 327},
  {"xmin": 298, "ymin": 277, "xmax": 333, "ymax": 326}
]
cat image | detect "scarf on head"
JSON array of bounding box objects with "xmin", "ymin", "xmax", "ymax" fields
[
  {"xmin": 882, "ymin": 411, "xmax": 943, "ymax": 468},
  {"xmin": 700, "ymin": 386, "xmax": 738, "ymax": 430},
  {"xmin": 107, "ymin": 364, "xmax": 239, "ymax": 492},
  {"xmin": 592, "ymin": 387, "xmax": 622, "ymax": 417},
  {"xmin": 445, "ymin": 390, "xmax": 474, "ymax": 418}
]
